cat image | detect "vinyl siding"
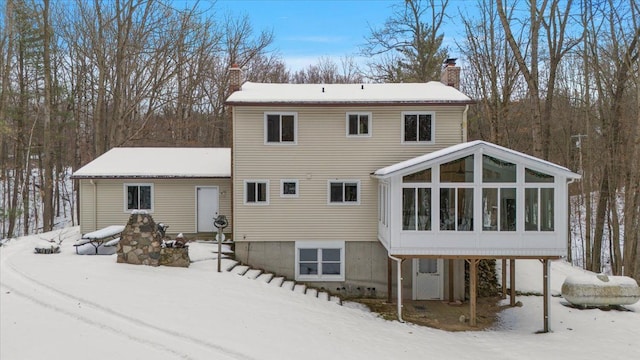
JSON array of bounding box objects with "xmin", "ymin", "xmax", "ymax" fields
[
  {"xmin": 78, "ymin": 178, "xmax": 231, "ymax": 235},
  {"xmin": 233, "ymin": 105, "xmax": 467, "ymax": 243}
]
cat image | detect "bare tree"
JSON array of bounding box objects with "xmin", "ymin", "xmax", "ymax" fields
[
  {"xmin": 496, "ymin": 0, "xmax": 581, "ymax": 159},
  {"xmin": 459, "ymin": 0, "xmax": 521, "ymax": 145},
  {"xmin": 361, "ymin": 0, "xmax": 449, "ymax": 82},
  {"xmin": 290, "ymin": 56, "xmax": 363, "ymax": 84}
]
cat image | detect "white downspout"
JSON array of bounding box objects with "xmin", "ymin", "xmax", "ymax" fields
[
  {"xmin": 90, "ymin": 179, "xmax": 97, "ymax": 231},
  {"xmin": 388, "ymin": 254, "xmax": 404, "ymax": 323},
  {"xmin": 462, "ymin": 104, "xmax": 469, "ymax": 142}
]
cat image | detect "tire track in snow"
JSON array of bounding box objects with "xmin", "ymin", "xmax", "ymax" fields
[{"xmin": 0, "ymin": 246, "xmax": 257, "ymax": 360}]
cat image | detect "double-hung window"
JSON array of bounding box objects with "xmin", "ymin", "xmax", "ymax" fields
[
  {"xmin": 125, "ymin": 183, "xmax": 153, "ymax": 212},
  {"xmin": 295, "ymin": 241, "xmax": 345, "ymax": 281},
  {"xmin": 328, "ymin": 180, "xmax": 360, "ymax": 205},
  {"xmin": 346, "ymin": 113, "xmax": 371, "ymax": 137},
  {"xmin": 265, "ymin": 113, "xmax": 296, "ymax": 144},
  {"xmin": 245, "ymin": 180, "xmax": 269, "ymax": 205},
  {"xmin": 403, "ymin": 112, "xmax": 434, "ymax": 143}
]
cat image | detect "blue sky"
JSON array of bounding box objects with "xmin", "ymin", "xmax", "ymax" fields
[{"xmin": 177, "ymin": 0, "xmax": 468, "ymax": 71}]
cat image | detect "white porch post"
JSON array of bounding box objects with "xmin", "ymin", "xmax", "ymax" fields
[
  {"xmin": 389, "ymin": 255, "xmax": 404, "ymax": 323},
  {"xmin": 543, "ymin": 258, "xmax": 550, "ymax": 333}
]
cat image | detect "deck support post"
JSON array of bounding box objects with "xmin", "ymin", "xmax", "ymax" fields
[
  {"xmin": 501, "ymin": 259, "xmax": 507, "ymax": 299},
  {"xmin": 448, "ymin": 259, "xmax": 455, "ymax": 302},
  {"xmin": 509, "ymin": 259, "xmax": 516, "ymax": 306},
  {"xmin": 387, "ymin": 256, "xmax": 392, "ymax": 303},
  {"xmin": 389, "ymin": 255, "xmax": 404, "ymax": 322},
  {"xmin": 468, "ymin": 259, "xmax": 479, "ymax": 326},
  {"xmin": 543, "ymin": 258, "xmax": 550, "ymax": 333}
]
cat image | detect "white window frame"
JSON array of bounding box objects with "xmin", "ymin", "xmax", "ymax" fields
[
  {"xmin": 244, "ymin": 180, "xmax": 270, "ymax": 205},
  {"xmin": 124, "ymin": 183, "xmax": 154, "ymax": 213},
  {"xmin": 295, "ymin": 240, "xmax": 345, "ymax": 281},
  {"xmin": 280, "ymin": 179, "xmax": 299, "ymax": 198},
  {"xmin": 401, "ymin": 111, "xmax": 435, "ymax": 144},
  {"xmin": 327, "ymin": 179, "xmax": 361, "ymax": 205},
  {"xmin": 346, "ymin": 112, "xmax": 372, "ymax": 137},
  {"xmin": 264, "ymin": 112, "xmax": 297, "ymax": 145}
]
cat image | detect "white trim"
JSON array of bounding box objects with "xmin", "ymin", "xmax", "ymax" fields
[
  {"xmin": 264, "ymin": 112, "xmax": 298, "ymax": 145},
  {"xmin": 123, "ymin": 183, "xmax": 154, "ymax": 213},
  {"xmin": 280, "ymin": 179, "xmax": 299, "ymax": 198},
  {"xmin": 401, "ymin": 111, "xmax": 435, "ymax": 144},
  {"xmin": 243, "ymin": 179, "xmax": 270, "ymax": 205},
  {"xmin": 345, "ymin": 112, "xmax": 372, "ymax": 137},
  {"xmin": 327, "ymin": 179, "xmax": 361, "ymax": 205},
  {"xmin": 295, "ymin": 240, "xmax": 345, "ymax": 282}
]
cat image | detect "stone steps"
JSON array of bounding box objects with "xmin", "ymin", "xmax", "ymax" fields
[{"xmin": 226, "ymin": 263, "xmax": 341, "ymax": 306}]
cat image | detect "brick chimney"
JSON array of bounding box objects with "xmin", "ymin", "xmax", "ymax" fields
[
  {"xmin": 229, "ymin": 64, "xmax": 242, "ymax": 93},
  {"xmin": 440, "ymin": 58, "xmax": 460, "ymax": 89}
]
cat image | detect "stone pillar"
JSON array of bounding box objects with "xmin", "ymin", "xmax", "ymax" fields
[{"xmin": 117, "ymin": 212, "xmax": 163, "ymax": 266}]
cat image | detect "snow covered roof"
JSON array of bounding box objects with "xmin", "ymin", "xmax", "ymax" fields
[
  {"xmin": 373, "ymin": 140, "xmax": 581, "ymax": 179},
  {"xmin": 72, "ymin": 148, "xmax": 230, "ymax": 179},
  {"xmin": 226, "ymin": 81, "xmax": 473, "ymax": 105}
]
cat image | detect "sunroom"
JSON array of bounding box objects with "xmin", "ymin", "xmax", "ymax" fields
[{"xmin": 372, "ymin": 140, "xmax": 581, "ymax": 330}]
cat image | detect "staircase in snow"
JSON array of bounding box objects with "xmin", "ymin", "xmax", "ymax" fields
[{"xmin": 224, "ymin": 260, "xmax": 342, "ymax": 305}]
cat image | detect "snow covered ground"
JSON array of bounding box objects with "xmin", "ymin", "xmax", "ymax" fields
[{"xmin": 1, "ymin": 228, "xmax": 639, "ymax": 360}]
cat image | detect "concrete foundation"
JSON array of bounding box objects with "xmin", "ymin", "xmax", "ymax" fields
[{"xmin": 235, "ymin": 240, "xmax": 465, "ymax": 299}]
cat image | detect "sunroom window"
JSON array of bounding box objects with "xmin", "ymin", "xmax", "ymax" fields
[
  {"xmin": 440, "ymin": 155, "xmax": 474, "ymax": 182},
  {"xmin": 440, "ymin": 188, "xmax": 474, "ymax": 231},
  {"xmin": 525, "ymin": 168, "xmax": 554, "ymax": 231},
  {"xmin": 482, "ymin": 188, "xmax": 516, "ymax": 231},
  {"xmin": 482, "ymin": 156, "xmax": 516, "ymax": 231},
  {"xmin": 403, "ymin": 188, "xmax": 431, "ymax": 230},
  {"xmin": 525, "ymin": 188, "xmax": 554, "ymax": 231}
]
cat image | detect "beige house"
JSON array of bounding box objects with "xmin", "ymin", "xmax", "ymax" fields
[
  {"xmin": 226, "ymin": 62, "xmax": 579, "ymax": 329},
  {"xmin": 226, "ymin": 63, "xmax": 476, "ymax": 300},
  {"xmin": 72, "ymin": 147, "xmax": 231, "ymax": 235}
]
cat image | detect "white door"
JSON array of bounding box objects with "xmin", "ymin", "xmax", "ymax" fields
[
  {"xmin": 197, "ymin": 187, "xmax": 219, "ymax": 232},
  {"xmin": 413, "ymin": 259, "xmax": 444, "ymax": 300}
]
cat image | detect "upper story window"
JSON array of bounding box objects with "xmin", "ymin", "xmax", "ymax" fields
[
  {"xmin": 328, "ymin": 180, "xmax": 360, "ymax": 205},
  {"xmin": 402, "ymin": 112, "xmax": 434, "ymax": 143},
  {"xmin": 346, "ymin": 113, "xmax": 371, "ymax": 137},
  {"xmin": 245, "ymin": 180, "xmax": 269, "ymax": 205},
  {"xmin": 125, "ymin": 183, "xmax": 153, "ymax": 212},
  {"xmin": 280, "ymin": 179, "xmax": 299, "ymax": 198},
  {"xmin": 265, "ymin": 113, "xmax": 296, "ymax": 144}
]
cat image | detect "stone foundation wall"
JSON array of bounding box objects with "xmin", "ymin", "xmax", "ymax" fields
[{"xmin": 117, "ymin": 212, "xmax": 189, "ymax": 267}]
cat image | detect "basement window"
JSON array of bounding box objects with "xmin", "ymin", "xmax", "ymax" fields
[{"xmin": 295, "ymin": 241, "xmax": 345, "ymax": 281}]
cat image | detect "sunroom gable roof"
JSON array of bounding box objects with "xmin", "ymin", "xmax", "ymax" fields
[{"xmin": 372, "ymin": 141, "xmax": 581, "ymax": 180}]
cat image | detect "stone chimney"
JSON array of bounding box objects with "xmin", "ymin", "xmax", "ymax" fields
[
  {"xmin": 440, "ymin": 58, "xmax": 460, "ymax": 89},
  {"xmin": 229, "ymin": 64, "xmax": 242, "ymax": 93}
]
